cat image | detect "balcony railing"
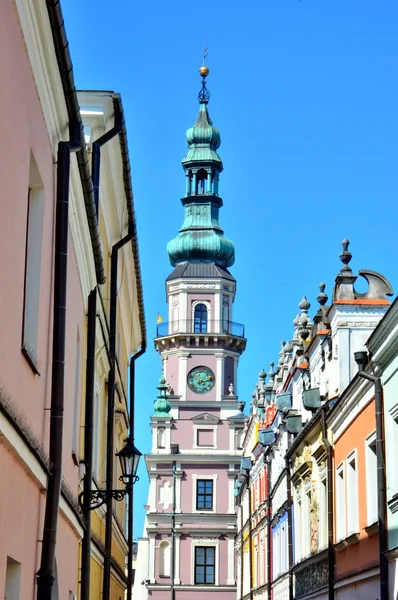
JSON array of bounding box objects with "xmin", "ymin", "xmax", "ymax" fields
[{"xmin": 156, "ymin": 319, "xmax": 245, "ymax": 338}]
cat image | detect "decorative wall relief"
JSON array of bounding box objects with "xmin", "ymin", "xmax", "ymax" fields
[
  {"xmin": 310, "ymin": 480, "xmax": 319, "ymax": 552},
  {"xmin": 294, "ymin": 554, "xmax": 328, "ymax": 597}
]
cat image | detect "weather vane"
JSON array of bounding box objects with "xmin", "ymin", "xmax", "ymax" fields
[{"xmin": 198, "ymin": 37, "xmax": 210, "ymax": 103}]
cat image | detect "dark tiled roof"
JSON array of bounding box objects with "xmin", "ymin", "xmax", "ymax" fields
[{"xmin": 166, "ymin": 262, "xmax": 236, "ymax": 282}]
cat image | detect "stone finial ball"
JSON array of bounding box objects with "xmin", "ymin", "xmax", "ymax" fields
[{"xmin": 199, "ymin": 65, "xmax": 209, "ymax": 77}]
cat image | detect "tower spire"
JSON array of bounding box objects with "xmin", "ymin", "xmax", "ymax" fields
[{"xmin": 167, "ymin": 64, "xmax": 235, "ymax": 268}]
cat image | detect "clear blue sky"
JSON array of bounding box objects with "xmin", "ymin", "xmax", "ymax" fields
[{"xmin": 63, "ymin": 0, "xmax": 398, "ymax": 537}]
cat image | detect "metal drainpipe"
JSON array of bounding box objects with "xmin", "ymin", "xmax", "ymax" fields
[
  {"xmin": 80, "ymin": 288, "xmax": 97, "ymax": 600},
  {"xmin": 285, "ymin": 434, "xmax": 294, "ymax": 600},
  {"xmin": 127, "ymin": 346, "xmax": 146, "ymax": 600},
  {"xmin": 240, "ymin": 503, "xmax": 244, "ymax": 600},
  {"xmin": 170, "ymin": 461, "xmax": 176, "ymax": 600},
  {"xmin": 358, "ymin": 373, "xmax": 388, "ymax": 600},
  {"xmin": 36, "ymin": 134, "xmax": 82, "ymax": 600},
  {"xmin": 103, "ymin": 228, "xmax": 136, "ymax": 600},
  {"xmin": 80, "ymin": 105, "xmax": 123, "ymax": 600},
  {"xmin": 321, "ymin": 407, "xmax": 335, "ymax": 600},
  {"xmin": 266, "ymin": 453, "xmax": 272, "ymax": 600},
  {"xmin": 248, "ymin": 483, "xmax": 253, "ymax": 599}
]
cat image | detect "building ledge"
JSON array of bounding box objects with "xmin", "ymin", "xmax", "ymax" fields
[
  {"xmin": 364, "ymin": 522, "xmax": 378, "ymax": 537},
  {"xmin": 335, "ymin": 532, "xmax": 360, "ymax": 552}
]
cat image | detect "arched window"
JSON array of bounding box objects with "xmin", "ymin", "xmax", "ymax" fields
[
  {"xmin": 159, "ymin": 541, "xmax": 171, "ymax": 577},
  {"xmin": 157, "ymin": 427, "xmax": 166, "ymax": 449},
  {"xmin": 197, "ymin": 169, "xmax": 207, "ymax": 194},
  {"xmin": 194, "ymin": 303, "xmax": 207, "ymax": 333}
]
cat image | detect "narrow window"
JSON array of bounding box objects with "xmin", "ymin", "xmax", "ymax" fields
[
  {"xmin": 366, "ymin": 434, "xmax": 378, "ymax": 525},
  {"xmin": 336, "ymin": 464, "xmax": 346, "ymax": 541},
  {"xmin": 347, "ymin": 453, "xmax": 359, "ymax": 534},
  {"xmin": 319, "ymin": 478, "xmax": 328, "ymax": 549},
  {"xmin": 157, "ymin": 427, "xmax": 166, "ymax": 449},
  {"xmin": 196, "ymin": 479, "xmax": 213, "ymax": 510},
  {"xmin": 5, "ymin": 557, "xmax": 21, "ymax": 600},
  {"xmin": 159, "ymin": 541, "xmax": 171, "ymax": 577},
  {"xmin": 194, "ymin": 547, "xmax": 215, "ymax": 584},
  {"xmin": 194, "ymin": 304, "xmax": 207, "ymax": 333},
  {"xmin": 22, "ymin": 154, "xmax": 44, "ymax": 372}
]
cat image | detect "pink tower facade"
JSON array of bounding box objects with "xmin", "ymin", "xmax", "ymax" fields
[{"xmin": 134, "ymin": 69, "xmax": 247, "ymax": 600}]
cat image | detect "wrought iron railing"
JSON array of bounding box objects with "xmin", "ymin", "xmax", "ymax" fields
[{"xmin": 156, "ymin": 319, "xmax": 245, "ymax": 338}]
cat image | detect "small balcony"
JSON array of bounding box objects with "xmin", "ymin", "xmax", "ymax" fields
[{"xmin": 156, "ymin": 319, "xmax": 245, "ymax": 339}]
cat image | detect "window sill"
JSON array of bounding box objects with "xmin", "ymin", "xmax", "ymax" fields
[
  {"xmin": 21, "ymin": 346, "xmax": 40, "ymax": 376},
  {"xmin": 335, "ymin": 532, "xmax": 360, "ymax": 552},
  {"xmin": 364, "ymin": 522, "xmax": 378, "ymax": 537}
]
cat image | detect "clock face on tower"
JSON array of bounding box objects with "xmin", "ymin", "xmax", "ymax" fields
[{"xmin": 187, "ymin": 366, "xmax": 216, "ymax": 394}]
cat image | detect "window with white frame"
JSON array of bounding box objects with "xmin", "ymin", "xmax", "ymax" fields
[
  {"xmin": 346, "ymin": 452, "xmax": 359, "ymax": 535},
  {"xmin": 319, "ymin": 476, "xmax": 328, "ymax": 550},
  {"xmin": 366, "ymin": 432, "xmax": 377, "ymax": 526},
  {"xmin": 194, "ymin": 547, "xmax": 215, "ymax": 584},
  {"xmin": 302, "ymin": 488, "xmax": 311, "ymax": 559},
  {"xmin": 196, "ymin": 479, "xmax": 213, "ymax": 510},
  {"xmin": 294, "ymin": 494, "xmax": 302, "ymax": 564},
  {"xmin": 22, "ymin": 154, "xmax": 45, "ymax": 372},
  {"xmin": 336, "ymin": 463, "xmax": 346, "ymax": 541}
]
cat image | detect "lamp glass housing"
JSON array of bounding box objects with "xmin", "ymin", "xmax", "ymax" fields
[{"xmin": 117, "ymin": 438, "xmax": 142, "ymax": 479}]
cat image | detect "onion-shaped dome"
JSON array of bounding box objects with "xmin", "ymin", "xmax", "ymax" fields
[
  {"xmin": 153, "ymin": 375, "xmax": 171, "ymax": 417},
  {"xmin": 182, "ymin": 104, "xmax": 223, "ymax": 167},
  {"xmin": 167, "ymin": 229, "xmax": 235, "ymax": 267}
]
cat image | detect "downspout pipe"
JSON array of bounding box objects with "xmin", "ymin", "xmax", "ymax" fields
[
  {"xmin": 170, "ymin": 461, "xmax": 176, "ymax": 600},
  {"xmin": 80, "ymin": 289, "xmax": 97, "ymax": 600},
  {"xmin": 46, "ymin": 0, "xmax": 105, "ymax": 284},
  {"xmin": 248, "ymin": 483, "xmax": 253, "ymax": 599},
  {"xmin": 92, "ymin": 110, "xmax": 123, "ymax": 217},
  {"xmin": 358, "ymin": 372, "xmax": 388, "ymax": 600},
  {"xmin": 285, "ymin": 435, "xmax": 293, "ymax": 600},
  {"xmin": 127, "ymin": 345, "xmax": 146, "ymax": 600},
  {"xmin": 266, "ymin": 452, "xmax": 272, "ymax": 600},
  {"xmin": 103, "ymin": 228, "xmax": 136, "ymax": 600},
  {"xmin": 36, "ymin": 135, "xmax": 82, "ymax": 600},
  {"xmin": 321, "ymin": 407, "xmax": 335, "ymax": 600}
]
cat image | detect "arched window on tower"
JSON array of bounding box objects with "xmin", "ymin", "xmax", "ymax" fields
[
  {"xmin": 159, "ymin": 541, "xmax": 171, "ymax": 577},
  {"xmin": 157, "ymin": 427, "xmax": 166, "ymax": 449},
  {"xmin": 194, "ymin": 303, "xmax": 208, "ymax": 333},
  {"xmin": 197, "ymin": 169, "xmax": 207, "ymax": 194}
]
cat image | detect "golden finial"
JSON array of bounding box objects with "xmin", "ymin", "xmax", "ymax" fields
[{"xmin": 199, "ymin": 65, "xmax": 209, "ymax": 78}]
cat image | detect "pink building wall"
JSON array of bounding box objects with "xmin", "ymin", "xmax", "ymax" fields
[
  {"xmin": 181, "ymin": 465, "xmax": 230, "ymax": 514},
  {"xmin": 0, "ymin": 2, "xmax": 83, "ymax": 597}
]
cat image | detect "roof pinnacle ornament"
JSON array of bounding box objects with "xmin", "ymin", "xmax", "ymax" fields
[
  {"xmin": 198, "ymin": 41, "xmax": 211, "ymax": 103},
  {"xmin": 317, "ymin": 282, "xmax": 328, "ymax": 306},
  {"xmin": 339, "ymin": 238, "xmax": 353, "ymax": 273},
  {"xmin": 153, "ymin": 375, "xmax": 172, "ymax": 417}
]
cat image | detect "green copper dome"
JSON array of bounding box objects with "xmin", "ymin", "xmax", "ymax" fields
[
  {"xmin": 167, "ymin": 71, "xmax": 235, "ymax": 268},
  {"xmin": 152, "ymin": 375, "xmax": 171, "ymax": 417},
  {"xmin": 183, "ymin": 104, "xmax": 222, "ymax": 167}
]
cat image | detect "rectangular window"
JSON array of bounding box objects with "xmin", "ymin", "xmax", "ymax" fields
[
  {"xmin": 22, "ymin": 154, "xmax": 44, "ymax": 372},
  {"xmin": 366, "ymin": 433, "xmax": 378, "ymax": 526},
  {"xmin": 336, "ymin": 463, "xmax": 346, "ymax": 541},
  {"xmin": 319, "ymin": 478, "xmax": 328, "ymax": 549},
  {"xmin": 194, "ymin": 547, "xmax": 215, "ymax": 584},
  {"xmin": 197, "ymin": 429, "xmax": 214, "ymax": 447},
  {"xmin": 5, "ymin": 556, "xmax": 21, "ymax": 600},
  {"xmin": 347, "ymin": 453, "xmax": 359, "ymax": 534},
  {"xmin": 196, "ymin": 479, "xmax": 213, "ymax": 510}
]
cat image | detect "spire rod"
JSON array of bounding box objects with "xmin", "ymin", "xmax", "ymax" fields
[{"xmin": 198, "ymin": 43, "xmax": 211, "ymax": 104}]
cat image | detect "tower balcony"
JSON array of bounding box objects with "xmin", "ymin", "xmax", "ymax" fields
[{"xmin": 156, "ymin": 319, "xmax": 245, "ymax": 339}]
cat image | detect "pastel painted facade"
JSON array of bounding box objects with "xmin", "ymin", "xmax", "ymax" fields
[
  {"xmin": 367, "ymin": 297, "xmax": 398, "ymax": 599},
  {"xmin": 134, "ymin": 69, "xmax": 246, "ymax": 600},
  {"xmin": 0, "ymin": 2, "xmax": 145, "ymax": 600},
  {"xmin": 234, "ymin": 240, "xmax": 393, "ymax": 600}
]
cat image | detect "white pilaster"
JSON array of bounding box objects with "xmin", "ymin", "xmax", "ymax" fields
[
  {"xmin": 149, "ymin": 474, "xmax": 157, "ymax": 511},
  {"xmin": 215, "ymin": 352, "xmax": 224, "ymax": 400},
  {"xmin": 174, "ymin": 534, "xmax": 181, "ymax": 584},
  {"xmin": 228, "ymin": 472, "xmax": 236, "ymax": 514},
  {"xmin": 175, "ymin": 471, "xmax": 182, "ymax": 513},
  {"xmin": 149, "ymin": 535, "xmax": 156, "ymax": 583},
  {"xmin": 227, "ymin": 536, "xmax": 235, "ymax": 585},
  {"xmin": 178, "ymin": 353, "xmax": 189, "ymax": 397}
]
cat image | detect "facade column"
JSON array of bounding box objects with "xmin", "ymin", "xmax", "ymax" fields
[
  {"xmin": 175, "ymin": 471, "xmax": 183, "ymax": 513},
  {"xmin": 227, "ymin": 535, "xmax": 235, "ymax": 585},
  {"xmin": 149, "ymin": 473, "xmax": 157, "ymax": 511},
  {"xmin": 149, "ymin": 535, "xmax": 156, "ymax": 583},
  {"xmin": 207, "ymin": 170, "xmax": 212, "ymax": 193},
  {"xmin": 215, "ymin": 352, "xmax": 224, "ymax": 400},
  {"xmin": 174, "ymin": 534, "xmax": 181, "ymax": 584},
  {"xmin": 178, "ymin": 353, "xmax": 189, "ymax": 397},
  {"xmin": 228, "ymin": 470, "xmax": 236, "ymax": 514},
  {"xmin": 185, "ymin": 173, "xmax": 191, "ymax": 196},
  {"xmin": 192, "ymin": 172, "xmax": 197, "ymax": 194}
]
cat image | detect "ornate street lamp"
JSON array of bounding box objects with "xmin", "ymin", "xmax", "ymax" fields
[{"xmin": 79, "ymin": 437, "xmax": 141, "ymax": 510}]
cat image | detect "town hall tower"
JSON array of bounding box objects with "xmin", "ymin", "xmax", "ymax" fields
[{"xmin": 134, "ymin": 66, "xmax": 247, "ymax": 600}]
